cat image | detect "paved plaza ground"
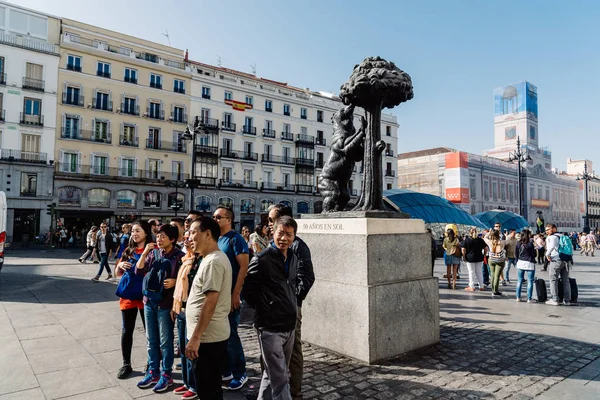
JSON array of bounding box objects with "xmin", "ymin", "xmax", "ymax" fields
[{"xmin": 1, "ymin": 247, "xmax": 600, "ymax": 399}]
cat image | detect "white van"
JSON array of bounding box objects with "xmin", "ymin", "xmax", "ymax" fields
[{"xmin": 0, "ymin": 191, "xmax": 6, "ymax": 271}]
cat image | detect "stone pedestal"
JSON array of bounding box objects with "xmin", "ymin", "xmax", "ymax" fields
[{"xmin": 297, "ymin": 217, "xmax": 439, "ymax": 364}]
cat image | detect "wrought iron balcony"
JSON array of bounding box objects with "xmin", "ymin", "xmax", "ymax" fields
[
  {"xmin": 124, "ymin": 76, "xmax": 137, "ymax": 84},
  {"xmin": 54, "ymin": 162, "xmax": 189, "ymax": 182},
  {"xmin": 281, "ymin": 132, "xmax": 294, "ymax": 141},
  {"xmin": 61, "ymin": 128, "xmax": 111, "ymax": 144},
  {"xmin": 119, "ymin": 135, "xmax": 139, "ymax": 147},
  {"xmin": 150, "ymin": 81, "xmax": 162, "ymax": 89},
  {"xmin": 385, "ymin": 150, "xmax": 395, "ymax": 157},
  {"xmin": 220, "ymin": 149, "xmax": 258, "ymax": 161},
  {"xmin": 221, "ymin": 121, "xmax": 236, "ymax": 132},
  {"xmin": 296, "ymin": 134, "xmax": 315, "ymax": 145},
  {"xmin": 96, "ymin": 70, "xmax": 111, "ymax": 79},
  {"xmin": 261, "ymin": 154, "xmax": 295, "ymax": 165},
  {"xmin": 263, "ymin": 129, "xmax": 276, "ymax": 139},
  {"xmin": 385, "ymin": 170, "xmax": 396, "ymax": 177},
  {"xmin": 295, "ymin": 158, "xmax": 315, "ymax": 168},
  {"xmin": 296, "ymin": 184, "xmax": 314, "ymax": 193},
  {"xmin": 219, "ymin": 179, "xmax": 258, "ymax": 190},
  {"xmin": 316, "ymin": 137, "xmax": 327, "ymax": 146},
  {"xmin": 1, "ymin": 149, "xmax": 47, "ymax": 164},
  {"xmin": 146, "ymin": 138, "xmax": 187, "ymax": 153},
  {"xmin": 202, "ymin": 93, "xmax": 211, "ymax": 100},
  {"xmin": 146, "ymin": 107, "xmax": 164, "ymax": 120},
  {"xmin": 62, "ymin": 92, "xmax": 84, "ymax": 107},
  {"xmin": 92, "ymin": 98, "xmax": 113, "ymax": 111},
  {"xmin": 300, "ymin": 114, "xmax": 307, "ymax": 120},
  {"xmin": 66, "ymin": 64, "xmax": 82, "ymax": 72},
  {"xmin": 120, "ymin": 103, "xmax": 140, "ymax": 116},
  {"xmin": 22, "ymin": 77, "xmax": 45, "ymax": 91},
  {"xmin": 242, "ymin": 125, "xmax": 257, "ymax": 135},
  {"xmin": 20, "ymin": 189, "xmax": 37, "ymax": 197},
  {"xmin": 0, "ymin": 109, "xmax": 5, "ymax": 121},
  {"xmin": 195, "ymin": 145, "xmax": 219, "ymax": 156},
  {"xmin": 0, "ymin": 73, "xmax": 6, "ymax": 85},
  {"xmin": 19, "ymin": 113, "xmax": 44, "ymax": 126},
  {"xmin": 170, "ymin": 112, "xmax": 188, "ymax": 124},
  {"xmin": 261, "ymin": 182, "xmax": 295, "ymax": 192},
  {"xmin": 174, "ymin": 87, "xmax": 185, "ymax": 94},
  {"xmin": 200, "ymin": 117, "xmax": 219, "ymax": 130}
]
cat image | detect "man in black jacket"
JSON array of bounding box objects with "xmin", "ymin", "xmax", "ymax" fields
[
  {"xmin": 268, "ymin": 204, "xmax": 315, "ymax": 400},
  {"xmin": 243, "ymin": 215, "xmax": 298, "ymax": 400},
  {"xmin": 91, "ymin": 222, "xmax": 116, "ymax": 281}
]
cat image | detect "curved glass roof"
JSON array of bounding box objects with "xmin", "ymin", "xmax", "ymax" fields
[
  {"xmin": 474, "ymin": 210, "xmax": 530, "ymax": 231},
  {"xmin": 383, "ymin": 189, "xmax": 486, "ymax": 228}
]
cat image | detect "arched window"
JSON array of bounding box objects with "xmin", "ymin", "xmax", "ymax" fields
[
  {"xmin": 240, "ymin": 198, "xmax": 255, "ymax": 214},
  {"xmin": 261, "ymin": 199, "xmax": 274, "ymax": 213},
  {"xmin": 297, "ymin": 201, "xmax": 309, "ymax": 214},
  {"xmin": 218, "ymin": 196, "xmax": 234, "ymax": 209},
  {"xmin": 117, "ymin": 190, "xmax": 137, "ymax": 208},
  {"xmin": 314, "ymin": 201, "xmax": 323, "ymax": 214},
  {"xmin": 168, "ymin": 192, "xmax": 185, "ymax": 208},
  {"xmin": 88, "ymin": 188, "xmax": 110, "ymax": 207},
  {"xmin": 144, "ymin": 191, "xmax": 161, "ymax": 208},
  {"xmin": 195, "ymin": 195, "xmax": 212, "ymax": 212},
  {"xmin": 58, "ymin": 186, "xmax": 81, "ymax": 205},
  {"xmin": 280, "ymin": 200, "xmax": 292, "ymax": 209}
]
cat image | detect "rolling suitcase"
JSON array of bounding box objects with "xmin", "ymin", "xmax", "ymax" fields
[
  {"xmin": 533, "ymin": 278, "xmax": 547, "ymax": 302},
  {"xmin": 558, "ymin": 278, "xmax": 578, "ymax": 302}
]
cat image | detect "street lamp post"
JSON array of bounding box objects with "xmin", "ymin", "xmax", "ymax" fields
[
  {"xmin": 577, "ymin": 162, "xmax": 592, "ymax": 233},
  {"xmin": 164, "ymin": 177, "xmax": 186, "ymax": 216},
  {"xmin": 183, "ymin": 116, "xmax": 209, "ymax": 211},
  {"xmin": 508, "ymin": 136, "xmax": 532, "ymax": 218}
]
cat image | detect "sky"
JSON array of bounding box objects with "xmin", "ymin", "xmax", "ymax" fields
[{"xmin": 13, "ymin": 0, "xmax": 600, "ymax": 171}]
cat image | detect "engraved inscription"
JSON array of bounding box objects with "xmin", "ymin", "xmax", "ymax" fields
[{"xmin": 301, "ymin": 222, "xmax": 344, "ymax": 232}]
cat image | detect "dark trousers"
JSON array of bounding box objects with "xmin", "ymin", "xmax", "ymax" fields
[
  {"xmin": 193, "ymin": 340, "xmax": 227, "ymax": 400},
  {"xmin": 222, "ymin": 308, "xmax": 246, "ymax": 379},
  {"xmin": 177, "ymin": 313, "xmax": 196, "ymax": 391},
  {"xmin": 482, "ymin": 262, "xmax": 490, "ymax": 285},
  {"xmin": 97, "ymin": 252, "xmax": 111, "ymax": 276},
  {"xmin": 121, "ymin": 307, "xmax": 146, "ymax": 365},
  {"xmin": 290, "ymin": 308, "xmax": 303, "ymax": 399},
  {"xmin": 537, "ymin": 248, "xmax": 546, "ymax": 264}
]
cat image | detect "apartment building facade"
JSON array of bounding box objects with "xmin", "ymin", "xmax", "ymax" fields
[
  {"xmin": 55, "ymin": 18, "xmax": 192, "ymax": 230},
  {"xmin": 0, "ymin": 2, "xmax": 59, "ymax": 242},
  {"xmin": 187, "ymin": 60, "xmax": 399, "ymax": 228}
]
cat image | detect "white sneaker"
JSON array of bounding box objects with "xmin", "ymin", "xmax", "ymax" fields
[
  {"xmin": 545, "ymin": 299, "xmax": 559, "ymax": 306},
  {"xmin": 563, "ymin": 301, "xmax": 571, "ymax": 306}
]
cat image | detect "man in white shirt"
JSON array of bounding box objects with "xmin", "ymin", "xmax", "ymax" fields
[{"xmin": 545, "ymin": 223, "xmax": 571, "ymax": 306}]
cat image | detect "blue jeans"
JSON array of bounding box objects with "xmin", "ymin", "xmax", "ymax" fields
[
  {"xmin": 482, "ymin": 262, "xmax": 490, "ymax": 285},
  {"xmin": 177, "ymin": 312, "xmax": 196, "ymax": 392},
  {"xmin": 222, "ymin": 307, "xmax": 246, "ymax": 379},
  {"xmin": 144, "ymin": 302, "xmax": 174, "ymax": 375},
  {"xmin": 516, "ymin": 269, "xmax": 536, "ymax": 300},
  {"xmin": 96, "ymin": 252, "xmax": 111, "ymax": 277},
  {"xmin": 505, "ymin": 258, "xmax": 517, "ymax": 281}
]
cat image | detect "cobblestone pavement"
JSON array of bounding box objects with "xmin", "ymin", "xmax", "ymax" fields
[{"xmin": 1, "ymin": 247, "xmax": 599, "ymax": 399}]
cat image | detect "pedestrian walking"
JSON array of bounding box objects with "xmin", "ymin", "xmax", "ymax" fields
[
  {"xmin": 461, "ymin": 228, "xmax": 488, "ymax": 292},
  {"xmin": 79, "ymin": 226, "xmax": 98, "ymax": 264},
  {"xmin": 515, "ymin": 230, "xmax": 536, "ymax": 302},
  {"xmin": 485, "ymin": 230, "xmax": 506, "ymax": 297},
  {"xmin": 114, "ymin": 221, "xmax": 153, "ymax": 379},
  {"xmin": 91, "ymin": 223, "xmax": 116, "ymax": 281},
  {"xmin": 442, "ymin": 229, "xmax": 461, "ymax": 289}
]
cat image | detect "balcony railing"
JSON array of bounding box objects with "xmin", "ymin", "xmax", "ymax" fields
[
  {"xmin": 54, "ymin": 162, "xmax": 190, "ymax": 182},
  {"xmin": 284, "ymin": 110, "xmax": 290, "ymax": 116},
  {"xmin": 96, "ymin": 70, "xmax": 111, "ymax": 79},
  {"xmin": 296, "ymin": 184, "xmax": 313, "ymax": 193},
  {"xmin": 119, "ymin": 135, "xmax": 139, "ymax": 147},
  {"xmin": 222, "ymin": 122, "xmax": 236, "ymax": 132},
  {"xmin": 200, "ymin": 117, "xmax": 219, "ymax": 130},
  {"xmin": 261, "ymin": 182, "xmax": 295, "ymax": 192},
  {"xmin": 219, "ymin": 149, "xmax": 259, "ymax": 161},
  {"xmin": 120, "ymin": 103, "xmax": 140, "ymax": 116},
  {"xmin": 146, "ymin": 108, "xmax": 164, "ymax": 120},
  {"xmin": 242, "ymin": 125, "xmax": 257, "ymax": 135},
  {"xmin": 150, "ymin": 81, "xmax": 163, "ymax": 89},
  {"xmin": 92, "ymin": 98, "xmax": 113, "ymax": 111},
  {"xmin": 195, "ymin": 145, "xmax": 219, "ymax": 156},
  {"xmin": 296, "ymin": 134, "xmax": 315, "ymax": 145},
  {"xmin": 202, "ymin": 93, "xmax": 211, "ymax": 100},
  {"xmin": 219, "ymin": 179, "xmax": 258, "ymax": 190},
  {"xmin": 261, "ymin": 154, "xmax": 295, "ymax": 165},
  {"xmin": 20, "ymin": 189, "xmax": 37, "ymax": 197},
  {"xmin": 0, "ymin": 109, "xmax": 5, "ymax": 122},
  {"xmin": 66, "ymin": 64, "xmax": 82, "ymax": 72},
  {"xmin": 62, "ymin": 92, "xmax": 84, "ymax": 107},
  {"xmin": 296, "ymin": 158, "xmax": 315, "ymax": 168},
  {"xmin": 0, "ymin": 73, "xmax": 5, "ymax": 85},
  {"xmin": 0, "ymin": 32, "xmax": 59, "ymax": 55},
  {"xmin": 20, "ymin": 113, "xmax": 44, "ymax": 126},
  {"xmin": 146, "ymin": 139, "xmax": 187, "ymax": 153},
  {"xmin": 385, "ymin": 150, "xmax": 395, "ymax": 157},
  {"xmin": 61, "ymin": 128, "xmax": 112, "ymax": 144},
  {"xmin": 385, "ymin": 170, "xmax": 396, "ymax": 177},
  {"xmin": 170, "ymin": 112, "xmax": 188, "ymax": 124},
  {"xmin": 263, "ymin": 129, "xmax": 276, "ymax": 138},
  {"xmin": 124, "ymin": 76, "xmax": 137, "ymax": 84},
  {"xmin": 1, "ymin": 149, "xmax": 47, "ymax": 164},
  {"xmin": 316, "ymin": 137, "xmax": 327, "ymax": 146},
  {"xmin": 316, "ymin": 159, "xmax": 324, "ymax": 169},
  {"xmin": 301, "ymin": 114, "xmax": 307, "ymax": 120},
  {"xmin": 22, "ymin": 77, "xmax": 45, "ymax": 92},
  {"xmin": 265, "ymin": 107, "xmax": 273, "ymax": 113},
  {"xmin": 174, "ymin": 87, "xmax": 185, "ymax": 94},
  {"xmin": 136, "ymin": 52, "xmax": 159, "ymax": 63},
  {"xmin": 281, "ymin": 132, "xmax": 294, "ymax": 141}
]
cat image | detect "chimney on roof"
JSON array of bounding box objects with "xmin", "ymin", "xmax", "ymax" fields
[{"xmin": 184, "ymin": 49, "xmax": 188, "ymax": 62}]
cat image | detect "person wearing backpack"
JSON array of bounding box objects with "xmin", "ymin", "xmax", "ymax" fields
[
  {"xmin": 135, "ymin": 224, "xmax": 185, "ymax": 393},
  {"xmin": 114, "ymin": 220, "xmax": 153, "ymax": 380},
  {"xmin": 545, "ymin": 224, "xmax": 571, "ymax": 306}
]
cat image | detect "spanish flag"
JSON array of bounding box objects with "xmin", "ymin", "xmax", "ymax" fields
[{"xmin": 225, "ymin": 99, "xmax": 253, "ymax": 112}]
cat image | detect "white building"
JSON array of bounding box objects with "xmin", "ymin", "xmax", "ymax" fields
[
  {"xmin": 566, "ymin": 159, "xmax": 600, "ymax": 231},
  {"xmin": 187, "ymin": 59, "xmax": 399, "ymax": 228},
  {"xmin": 0, "ymin": 2, "xmax": 60, "ymax": 242}
]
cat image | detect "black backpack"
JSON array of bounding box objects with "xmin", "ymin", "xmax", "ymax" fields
[{"xmin": 142, "ymin": 250, "xmax": 172, "ymax": 301}]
